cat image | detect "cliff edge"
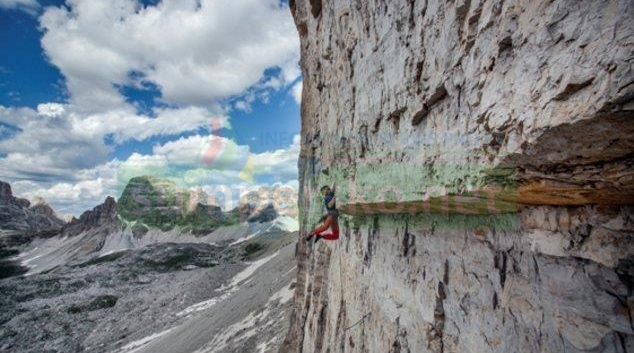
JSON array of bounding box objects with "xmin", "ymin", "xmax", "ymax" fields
[{"xmin": 284, "ymin": 0, "xmax": 633, "ymax": 352}]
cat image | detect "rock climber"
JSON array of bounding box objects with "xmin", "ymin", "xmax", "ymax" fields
[{"xmin": 305, "ymin": 185, "xmax": 340, "ymax": 243}]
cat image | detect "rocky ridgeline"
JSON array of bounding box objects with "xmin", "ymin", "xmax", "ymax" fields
[
  {"xmin": 0, "ymin": 176, "xmax": 299, "ymax": 276},
  {"xmin": 1, "ymin": 177, "xmax": 300, "ymax": 352},
  {"xmin": 0, "ymin": 181, "xmax": 65, "ymax": 232},
  {"xmin": 61, "ymin": 196, "xmax": 118, "ymax": 237},
  {"xmin": 284, "ymin": 1, "xmax": 633, "ymax": 352},
  {"xmin": 1, "ymin": 175, "xmax": 297, "ymax": 240},
  {"xmin": 118, "ymin": 175, "xmax": 296, "ymax": 233}
]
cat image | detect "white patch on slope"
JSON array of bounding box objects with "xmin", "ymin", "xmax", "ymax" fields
[
  {"xmin": 275, "ymin": 215, "xmax": 299, "ymax": 232},
  {"xmin": 257, "ymin": 337, "xmax": 277, "ymax": 353},
  {"xmin": 18, "ymin": 221, "xmax": 250, "ymax": 274},
  {"xmin": 229, "ymin": 230, "xmax": 261, "ymax": 246},
  {"xmin": 194, "ymin": 283, "xmax": 295, "ymax": 353},
  {"xmin": 176, "ymin": 251, "xmax": 279, "ymax": 317},
  {"xmin": 230, "ymin": 215, "xmax": 298, "ymax": 245},
  {"xmin": 269, "ymin": 284, "xmax": 294, "ymax": 305},
  {"xmin": 176, "ymin": 291, "xmax": 233, "ymax": 318},
  {"xmin": 116, "ymin": 251, "xmax": 281, "ymax": 352},
  {"xmin": 116, "ymin": 327, "xmax": 176, "ymax": 353}
]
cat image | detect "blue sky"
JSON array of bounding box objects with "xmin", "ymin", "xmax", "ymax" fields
[
  {"xmin": 0, "ymin": 0, "xmax": 302, "ymax": 216},
  {"xmin": 0, "ymin": 1, "xmax": 67, "ymax": 106}
]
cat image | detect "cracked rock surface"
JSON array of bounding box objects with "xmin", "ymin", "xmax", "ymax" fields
[{"xmin": 284, "ymin": 0, "xmax": 633, "ymax": 352}]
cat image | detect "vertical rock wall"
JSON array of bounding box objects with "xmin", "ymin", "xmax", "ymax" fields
[{"xmin": 284, "ymin": 0, "xmax": 634, "ymax": 352}]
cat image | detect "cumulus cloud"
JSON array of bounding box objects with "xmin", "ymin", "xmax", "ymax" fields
[
  {"xmin": 1, "ymin": 0, "xmax": 302, "ymax": 216},
  {"xmin": 39, "ymin": 0, "xmax": 300, "ymax": 110},
  {"xmin": 291, "ymin": 80, "xmax": 302, "ymax": 105},
  {"xmin": 0, "ymin": 105, "xmax": 112, "ymax": 179},
  {"xmin": 7, "ymin": 130, "xmax": 298, "ymax": 215},
  {"xmin": 72, "ymin": 106, "xmax": 229, "ymax": 143},
  {"xmin": 144, "ymin": 132, "xmax": 300, "ymax": 194},
  {"xmin": 5, "ymin": 132, "xmax": 300, "ymax": 216},
  {"xmin": 149, "ymin": 132, "xmax": 299, "ymax": 173},
  {"xmin": 9, "ymin": 160, "xmax": 121, "ymax": 215},
  {"xmin": 0, "ymin": 104, "xmax": 228, "ymax": 180}
]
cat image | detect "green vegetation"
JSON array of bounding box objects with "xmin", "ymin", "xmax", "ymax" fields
[{"xmin": 131, "ymin": 222, "xmax": 149, "ymax": 237}]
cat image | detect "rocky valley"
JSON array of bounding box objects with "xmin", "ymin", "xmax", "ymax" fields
[{"xmin": 0, "ymin": 178, "xmax": 298, "ymax": 353}]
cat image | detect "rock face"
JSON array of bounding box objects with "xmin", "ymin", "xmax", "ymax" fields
[
  {"xmin": 61, "ymin": 196, "xmax": 118, "ymax": 237},
  {"xmin": 247, "ymin": 203, "xmax": 279, "ymax": 223},
  {"xmin": 284, "ymin": 1, "xmax": 633, "ymax": 352},
  {"xmin": 118, "ymin": 175, "xmax": 241, "ymax": 233},
  {"xmin": 17, "ymin": 177, "xmax": 298, "ymax": 275},
  {"xmin": 0, "ymin": 181, "xmax": 65, "ymax": 231}
]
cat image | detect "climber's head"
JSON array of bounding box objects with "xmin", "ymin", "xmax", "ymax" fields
[{"xmin": 320, "ymin": 185, "xmax": 330, "ymax": 195}]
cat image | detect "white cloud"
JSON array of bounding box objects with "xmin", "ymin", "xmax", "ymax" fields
[
  {"xmin": 39, "ymin": 0, "xmax": 300, "ymax": 110},
  {"xmin": 291, "ymin": 80, "xmax": 302, "ymax": 104},
  {"xmin": 252, "ymin": 145, "xmax": 298, "ymax": 167},
  {"xmin": 5, "ymin": 131, "xmax": 300, "ymax": 216},
  {"xmin": 0, "ymin": 104, "xmax": 229, "ymax": 180},
  {"xmin": 73, "ymin": 106, "xmax": 229, "ymax": 143},
  {"xmin": 144, "ymin": 132, "xmax": 300, "ymax": 193},
  {"xmin": 1, "ymin": 0, "xmax": 302, "ymax": 216},
  {"xmin": 9, "ymin": 160, "xmax": 121, "ymax": 216},
  {"xmin": 0, "ymin": 0, "xmax": 39, "ymax": 15},
  {"xmin": 233, "ymin": 100, "xmax": 251, "ymax": 112},
  {"xmin": 0, "ymin": 105, "xmax": 112, "ymax": 178},
  {"xmin": 37, "ymin": 103, "xmax": 65, "ymax": 117}
]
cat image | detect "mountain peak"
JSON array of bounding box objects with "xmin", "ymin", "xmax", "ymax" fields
[
  {"xmin": 62, "ymin": 196, "xmax": 118, "ymax": 237},
  {"xmin": 0, "ymin": 180, "xmax": 65, "ymax": 231},
  {"xmin": 0, "ymin": 180, "xmax": 13, "ymax": 202}
]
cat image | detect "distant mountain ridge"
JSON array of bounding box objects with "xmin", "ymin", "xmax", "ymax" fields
[
  {"xmin": 61, "ymin": 196, "xmax": 118, "ymax": 237},
  {"xmin": 118, "ymin": 175, "xmax": 241, "ymax": 233},
  {"xmin": 0, "ymin": 177, "xmax": 296, "ymax": 238},
  {"xmin": 0, "ymin": 181, "xmax": 65, "ymax": 231}
]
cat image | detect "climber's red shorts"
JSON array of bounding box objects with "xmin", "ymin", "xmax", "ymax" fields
[{"xmin": 311, "ymin": 214, "xmax": 340, "ymax": 240}]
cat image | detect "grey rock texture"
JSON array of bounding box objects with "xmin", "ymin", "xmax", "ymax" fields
[
  {"xmin": 0, "ymin": 232, "xmax": 297, "ymax": 353},
  {"xmin": 284, "ymin": 0, "xmax": 634, "ymax": 352},
  {"xmin": 61, "ymin": 196, "xmax": 118, "ymax": 237},
  {"xmin": 0, "ymin": 181, "xmax": 65, "ymax": 231},
  {"xmin": 247, "ymin": 203, "xmax": 280, "ymax": 223},
  {"xmin": 14, "ymin": 177, "xmax": 297, "ymax": 275}
]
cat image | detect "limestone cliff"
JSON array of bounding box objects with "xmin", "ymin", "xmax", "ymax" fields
[{"xmin": 284, "ymin": 0, "xmax": 634, "ymax": 352}]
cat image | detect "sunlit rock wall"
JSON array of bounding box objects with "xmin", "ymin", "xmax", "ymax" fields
[{"xmin": 283, "ymin": 0, "xmax": 634, "ymax": 352}]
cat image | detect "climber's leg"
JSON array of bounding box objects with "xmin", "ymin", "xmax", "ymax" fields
[
  {"xmin": 312, "ymin": 215, "xmax": 333, "ymax": 234},
  {"xmin": 319, "ymin": 217, "xmax": 339, "ymax": 240},
  {"xmin": 305, "ymin": 215, "xmax": 333, "ymax": 242}
]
